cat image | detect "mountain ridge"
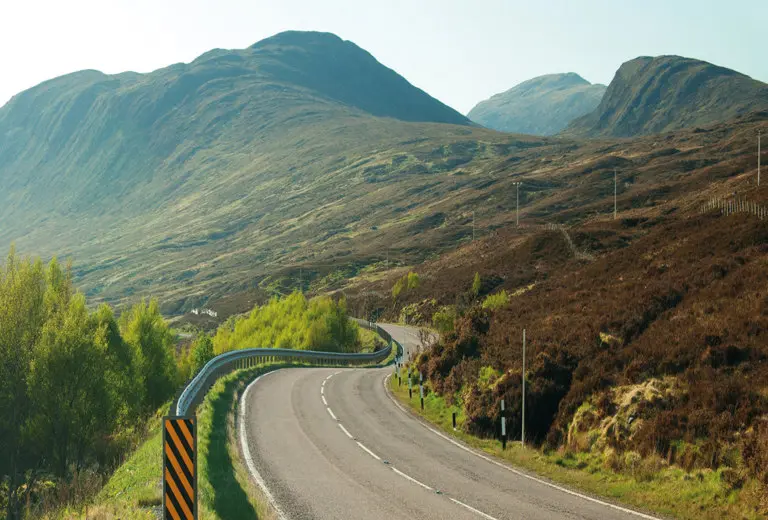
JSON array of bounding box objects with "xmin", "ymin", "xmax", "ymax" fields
[{"xmin": 565, "ymin": 55, "xmax": 768, "ymax": 137}]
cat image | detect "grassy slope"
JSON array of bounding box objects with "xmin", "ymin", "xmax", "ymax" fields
[
  {"xmin": 388, "ymin": 373, "xmax": 765, "ymax": 520},
  {"xmin": 5, "ymin": 34, "xmax": 766, "ymax": 319}
]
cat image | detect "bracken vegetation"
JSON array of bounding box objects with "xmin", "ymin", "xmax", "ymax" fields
[{"xmin": 348, "ymin": 184, "xmax": 768, "ymax": 514}]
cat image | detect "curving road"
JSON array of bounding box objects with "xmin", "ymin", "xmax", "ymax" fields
[{"xmin": 239, "ymin": 323, "xmax": 659, "ymax": 520}]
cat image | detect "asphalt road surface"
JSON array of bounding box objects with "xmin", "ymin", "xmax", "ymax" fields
[{"xmin": 240, "ymin": 323, "xmax": 659, "ymax": 520}]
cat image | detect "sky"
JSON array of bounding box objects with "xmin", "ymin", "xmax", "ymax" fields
[{"xmin": 1, "ymin": 0, "xmax": 766, "ymax": 115}]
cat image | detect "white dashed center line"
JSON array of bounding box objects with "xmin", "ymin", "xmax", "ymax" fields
[
  {"xmin": 321, "ymin": 369, "xmax": 499, "ymax": 520},
  {"xmin": 391, "ymin": 467, "xmax": 433, "ymax": 491},
  {"xmin": 338, "ymin": 423, "xmax": 354, "ymax": 439},
  {"xmin": 356, "ymin": 441, "xmax": 382, "ymax": 461},
  {"xmin": 449, "ymin": 498, "xmax": 500, "ymax": 520}
]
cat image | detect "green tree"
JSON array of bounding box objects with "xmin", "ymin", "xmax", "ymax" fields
[
  {"xmin": 391, "ymin": 278, "xmax": 405, "ymax": 301},
  {"xmin": 0, "ymin": 247, "xmax": 47, "ymax": 517},
  {"xmin": 27, "ymin": 294, "xmax": 112, "ymax": 477},
  {"xmin": 192, "ymin": 333, "xmax": 215, "ymax": 373},
  {"xmin": 212, "ymin": 291, "xmax": 359, "ymax": 354},
  {"xmin": 482, "ymin": 290, "xmax": 510, "ymax": 310},
  {"xmin": 90, "ymin": 304, "xmax": 143, "ymax": 428},
  {"xmin": 406, "ymin": 271, "xmax": 420, "ymax": 290},
  {"xmin": 119, "ymin": 298, "xmax": 177, "ymax": 411},
  {"xmin": 471, "ymin": 272, "xmax": 481, "ymax": 297}
]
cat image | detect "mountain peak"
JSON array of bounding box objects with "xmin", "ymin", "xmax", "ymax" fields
[
  {"xmin": 251, "ymin": 30, "xmax": 346, "ymax": 49},
  {"xmin": 565, "ymin": 55, "xmax": 768, "ymax": 137}
]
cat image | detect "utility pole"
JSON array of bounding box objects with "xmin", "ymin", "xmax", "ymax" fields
[
  {"xmin": 759, "ymin": 130, "xmax": 761, "ymax": 187},
  {"xmin": 614, "ymin": 168, "xmax": 618, "ymax": 220},
  {"xmin": 522, "ymin": 328, "xmax": 526, "ymax": 448},
  {"xmin": 513, "ymin": 182, "xmax": 522, "ymax": 227}
]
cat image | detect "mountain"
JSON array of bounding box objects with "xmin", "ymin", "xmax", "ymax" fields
[
  {"xmin": 565, "ymin": 55, "xmax": 768, "ymax": 137},
  {"xmin": 0, "ymin": 30, "xmax": 538, "ymax": 309},
  {"xmin": 467, "ymin": 73, "xmax": 606, "ymax": 135}
]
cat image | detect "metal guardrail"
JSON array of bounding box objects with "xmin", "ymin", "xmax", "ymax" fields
[{"xmin": 175, "ymin": 320, "xmax": 401, "ymax": 416}]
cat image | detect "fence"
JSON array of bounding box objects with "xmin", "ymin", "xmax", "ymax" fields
[
  {"xmin": 543, "ymin": 223, "xmax": 595, "ymax": 261},
  {"xmin": 700, "ymin": 196, "xmax": 768, "ymax": 220}
]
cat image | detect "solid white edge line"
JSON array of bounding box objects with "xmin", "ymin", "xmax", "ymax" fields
[
  {"xmin": 383, "ymin": 374, "xmax": 661, "ymax": 520},
  {"xmin": 391, "ymin": 467, "xmax": 433, "ymax": 491},
  {"xmin": 449, "ymin": 498, "xmax": 499, "ymax": 520},
  {"xmin": 327, "ymin": 407, "xmax": 338, "ymax": 421},
  {"xmin": 239, "ymin": 370, "xmax": 288, "ymax": 520},
  {"xmin": 338, "ymin": 423, "xmax": 354, "ymax": 439},
  {"xmin": 356, "ymin": 441, "xmax": 382, "ymax": 461}
]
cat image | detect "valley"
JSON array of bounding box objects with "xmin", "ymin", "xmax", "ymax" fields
[{"xmin": 1, "ymin": 25, "xmax": 768, "ymax": 520}]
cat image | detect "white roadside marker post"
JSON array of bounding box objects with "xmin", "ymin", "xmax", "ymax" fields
[
  {"xmin": 501, "ymin": 399, "xmax": 507, "ymax": 450},
  {"xmin": 522, "ymin": 328, "xmax": 526, "ymax": 448},
  {"xmin": 419, "ymin": 372, "xmax": 424, "ymax": 411}
]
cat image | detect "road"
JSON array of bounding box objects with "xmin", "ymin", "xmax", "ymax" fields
[{"xmin": 240, "ymin": 323, "xmax": 658, "ymax": 520}]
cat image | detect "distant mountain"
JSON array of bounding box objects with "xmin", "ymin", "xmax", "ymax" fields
[
  {"xmin": 0, "ymin": 30, "xmax": 530, "ymax": 308},
  {"xmin": 565, "ymin": 55, "xmax": 768, "ymax": 137},
  {"xmin": 468, "ymin": 73, "xmax": 606, "ymax": 135},
  {"xmin": 0, "ymin": 29, "xmax": 472, "ymax": 234}
]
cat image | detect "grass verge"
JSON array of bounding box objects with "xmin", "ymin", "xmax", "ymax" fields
[
  {"xmin": 196, "ymin": 364, "xmax": 294, "ymax": 520},
  {"xmin": 388, "ymin": 371, "xmax": 766, "ymax": 520},
  {"xmin": 62, "ymin": 406, "xmax": 170, "ymax": 519}
]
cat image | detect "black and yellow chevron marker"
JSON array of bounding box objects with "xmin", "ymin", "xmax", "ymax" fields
[{"xmin": 163, "ymin": 416, "xmax": 197, "ymax": 520}]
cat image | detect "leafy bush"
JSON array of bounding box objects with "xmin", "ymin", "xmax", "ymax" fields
[
  {"xmin": 432, "ymin": 305, "xmax": 457, "ymax": 334},
  {"xmin": 392, "ymin": 271, "xmax": 420, "ymax": 301},
  {"xmin": 212, "ymin": 291, "xmax": 359, "ymax": 353},
  {"xmin": 482, "ymin": 290, "xmax": 509, "ymax": 310},
  {"xmin": 192, "ymin": 333, "xmax": 215, "ymax": 373}
]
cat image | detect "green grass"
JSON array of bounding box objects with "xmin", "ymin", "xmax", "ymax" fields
[
  {"xmin": 357, "ymin": 327, "xmax": 386, "ymax": 353},
  {"xmin": 72, "ymin": 406, "xmax": 170, "ymax": 519},
  {"xmin": 196, "ymin": 365, "xmax": 289, "ymax": 520},
  {"xmin": 388, "ymin": 372, "xmax": 766, "ymax": 520}
]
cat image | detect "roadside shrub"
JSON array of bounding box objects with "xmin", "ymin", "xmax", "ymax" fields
[
  {"xmin": 623, "ymin": 451, "xmax": 642, "ymax": 475},
  {"xmin": 432, "ymin": 305, "xmax": 457, "ymax": 334},
  {"xmin": 212, "ymin": 291, "xmax": 359, "ymax": 353},
  {"xmin": 603, "ymin": 447, "xmax": 621, "ymax": 472},
  {"xmin": 482, "ymin": 290, "xmax": 509, "ymax": 310},
  {"xmin": 392, "ymin": 271, "xmax": 420, "ymax": 301},
  {"xmin": 471, "ymin": 272, "xmax": 481, "ymax": 297},
  {"xmin": 192, "ymin": 333, "xmax": 215, "ymax": 373}
]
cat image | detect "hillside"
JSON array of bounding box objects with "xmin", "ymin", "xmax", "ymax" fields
[
  {"xmin": 2, "ymin": 35, "xmax": 767, "ymax": 320},
  {"xmin": 336, "ymin": 111, "xmax": 768, "ymax": 516},
  {"xmin": 0, "ymin": 30, "xmax": 508, "ymax": 309},
  {"xmin": 468, "ymin": 73, "xmax": 606, "ymax": 135},
  {"xmin": 566, "ymin": 55, "xmax": 768, "ymax": 137}
]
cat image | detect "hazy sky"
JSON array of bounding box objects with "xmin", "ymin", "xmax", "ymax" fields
[{"xmin": 1, "ymin": 0, "xmax": 766, "ymax": 114}]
